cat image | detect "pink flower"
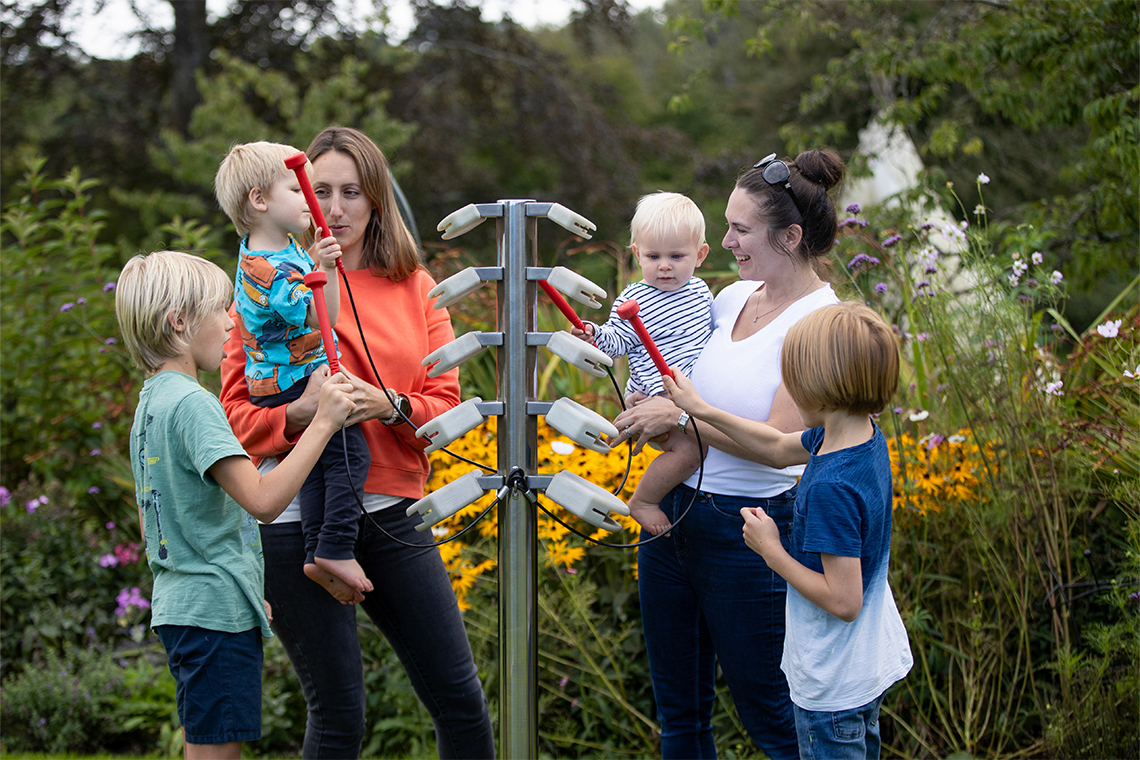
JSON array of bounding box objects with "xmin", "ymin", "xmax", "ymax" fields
[
  {"xmin": 106, "ymin": 521, "xmax": 116, "ymax": 530},
  {"xmin": 0, "ymin": 487, "xmax": 10, "ymax": 508},
  {"xmin": 99, "ymin": 554, "xmax": 119, "ymax": 568}
]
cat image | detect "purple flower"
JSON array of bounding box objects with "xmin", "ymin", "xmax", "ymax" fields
[
  {"xmin": 90, "ymin": 449, "xmax": 101, "ymax": 456},
  {"xmin": 106, "ymin": 521, "xmax": 115, "ymax": 530},
  {"xmin": 104, "ymin": 337, "xmax": 117, "ymax": 345},
  {"xmin": 845, "ymin": 202, "xmax": 862, "ymax": 214},
  {"xmin": 926, "ymin": 435, "xmax": 945, "ymax": 450},
  {"xmin": 37, "ymin": 718, "xmax": 46, "ymax": 727},
  {"xmin": 99, "ymin": 553, "xmax": 118, "ymax": 568},
  {"xmin": 88, "ymin": 486, "xmax": 100, "ymax": 495},
  {"xmin": 115, "ymin": 587, "xmax": 151, "ymax": 617},
  {"xmin": 26, "ymin": 499, "xmax": 38, "ymax": 513},
  {"xmin": 920, "ymin": 221, "xmax": 934, "ymax": 231},
  {"xmin": 103, "ymin": 282, "xmax": 116, "ymax": 292},
  {"xmin": 874, "ymin": 282, "xmax": 888, "ymax": 294},
  {"xmin": 559, "ymin": 677, "xmax": 569, "ymax": 689},
  {"xmin": 60, "ymin": 302, "xmax": 75, "ymax": 313},
  {"xmin": 893, "ymin": 407, "xmax": 903, "ymax": 415},
  {"xmin": 76, "ymin": 297, "xmax": 87, "ymax": 305},
  {"xmin": 848, "ymin": 253, "xmax": 881, "ymax": 270},
  {"xmin": 0, "ymin": 487, "xmax": 9, "ymax": 508},
  {"xmin": 92, "ymin": 422, "xmax": 102, "ymax": 429},
  {"xmin": 882, "ymin": 234, "xmax": 902, "ymax": 247},
  {"xmin": 1129, "ymin": 592, "xmax": 1140, "ymax": 603}
]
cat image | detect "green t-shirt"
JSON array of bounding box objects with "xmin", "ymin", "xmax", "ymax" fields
[{"xmin": 129, "ymin": 371, "xmax": 272, "ymax": 636}]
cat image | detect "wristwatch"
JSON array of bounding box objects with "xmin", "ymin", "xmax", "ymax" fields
[
  {"xmin": 383, "ymin": 392, "xmax": 412, "ymax": 426},
  {"xmin": 677, "ymin": 411, "xmax": 691, "ymax": 434}
]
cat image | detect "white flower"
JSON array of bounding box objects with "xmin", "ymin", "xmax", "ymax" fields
[
  {"xmin": 948, "ymin": 434, "xmax": 966, "ymax": 444},
  {"xmin": 1044, "ymin": 380, "xmax": 1064, "ymax": 396},
  {"xmin": 1096, "ymin": 319, "xmax": 1122, "ymax": 339},
  {"xmin": 1031, "ymin": 251, "xmax": 1043, "ymax": 265},
  {"xmin": 1050, "ymin": 270, "xmax": 1063, "ymax": 284},
  {"xmin": 908, "ymin": 410, "xmax": 929, "ymax": 422},
  {"xmin": 1009, "ymin": 274, "xmax": 1021, "ymax": 287},
  {"xmin": 978, "ymin": 173, "xmax": 990, "ymax": 184},
  {"xmin": 974, "ymin": 204, "xmax": 986, "ymax": 215},
  {"xmin": 1124, "ymin": 365, "xmax": 1139, "ymax": 379},
  {"xmin": 1013, "ymin": 260, "xmax": 1029, "ymax": 276},
  {"xmin": 550, "ymin": 440, "xmax": 576, "ymax": 455},
  {"xmin": 1011, "ymin": 252, "xmax": 1021, "ymax": 260}
]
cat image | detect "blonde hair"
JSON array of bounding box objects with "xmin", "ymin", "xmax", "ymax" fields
[
  {"xmin": 781, "ymin": 302, "xmax": 899, "ymax": 415},
  {"xmin": 115, "ymin": 251, "xmax": 233, "ymax": 373},
  {"xmin": 306, "ymin": 127, "xmax": 423, "ymax": 280},
  {"xmin": 630, "ymin": 191, "xmax": 706, "ymax": 251},
  {"xmin": 215, "ymin": 141, "xmax": 305, "ymax": 237}
]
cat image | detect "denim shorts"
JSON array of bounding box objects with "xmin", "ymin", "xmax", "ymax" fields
[{"xmin": 155, "ymin": 625, "xmax": 263, "ymax": 745}]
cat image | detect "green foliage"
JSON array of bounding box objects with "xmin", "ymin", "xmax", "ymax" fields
[
  {"xmin": 0, "ymin": 480, "xmax": 151, "ymax": 681},
  {"xmin": 0, "ymin": 643, "xmax": 175, "ymax": 756},
  {"xmin": 0, "ymin": 157, "xmax": 136, "ymax": 510}
]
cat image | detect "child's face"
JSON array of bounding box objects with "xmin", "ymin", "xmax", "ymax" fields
[
  {"xmin": 189, "ymin": 308, "xmax": 236, "ymax": 374},
  {"xmin": 632, "ymin": 229, "xmax": 709, "ymax": 292},
  {"xmin": 261, "ymin": 173, "xmax": 312, "ymax": 236}
]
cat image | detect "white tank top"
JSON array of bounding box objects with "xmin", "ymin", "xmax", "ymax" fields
[{"xmin": 683, "ymin": 280, "xmax": 839, "ymax": 497}]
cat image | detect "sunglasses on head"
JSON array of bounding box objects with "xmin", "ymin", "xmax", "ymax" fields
[{"xmin": 753, "ymin": 153, "xmax": 805, "ymax": 216}]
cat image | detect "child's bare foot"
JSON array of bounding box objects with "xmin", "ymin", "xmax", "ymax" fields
[
  {"xmin": 304, "ymin": 563, "xmax": 365, "ymax": 604},
  {"xmin": 628, "ymin": 497, "xmax": 672, "ymax": 536},
  {"xmin": 314, "ymin": 556, "xmax": 374, "ymax": 594}
]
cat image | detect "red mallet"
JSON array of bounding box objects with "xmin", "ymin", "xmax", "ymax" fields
[
  {"xmin": 303, "ymin": 270, "xmax": 339, "ymax": 375},
  {"xmin": 539, "ymin": 279, "xmax": 587, "ymax": 332},
  {"xmin": 616, "ymin": 299, "xmax": 673, "ymax": 380},
  {"xmin": 284, "ymin": 152, "xmax": 345, "ymax": 276}
]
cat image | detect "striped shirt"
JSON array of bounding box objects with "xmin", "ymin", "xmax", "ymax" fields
[{"xmin": 590, "ymin": 277, "xmax": 714, "ymax": 397}]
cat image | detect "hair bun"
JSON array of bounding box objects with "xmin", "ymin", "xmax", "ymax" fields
[{"xmin": 794, "ymin": 149, "xmax": 845, "ymax": 191}]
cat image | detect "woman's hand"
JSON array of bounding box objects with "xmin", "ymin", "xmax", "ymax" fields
[
  {"xmin": 340, "ymin": 368, "xmax": 394, "ymax": 425},
  {"xmin": 284, "ymin": 365, "xmax": 329, "ymax": 436},
  {"xmin": 611, "ymin": 394, "xmax": 681, "ymax": 452}
]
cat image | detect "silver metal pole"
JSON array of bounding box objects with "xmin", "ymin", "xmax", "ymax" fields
[{"xmin": 497, "ymin": 199, "xmax": 538, "ymax": 759}]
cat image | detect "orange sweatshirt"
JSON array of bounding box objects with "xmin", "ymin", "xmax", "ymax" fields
[{"xmin": 220, "ymin": 268, "xmax": 460, "ymax": 500}]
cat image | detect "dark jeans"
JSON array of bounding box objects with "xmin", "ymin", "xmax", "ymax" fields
[
  {"xmin": 254, "ymin": 380, "xmax": 371, "ymax": 564},
  {"xmin": 638, "ymin": 483, "xmax": 799, "ymax": 760},
  {"xmin": 260, "ymin": 504, "xmax": 495, "ymax": 759}
]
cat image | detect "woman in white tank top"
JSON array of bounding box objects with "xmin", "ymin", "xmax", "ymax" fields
[{"xmin": 613, "ymin": 150, "xmax": 846, "ymax": 759}]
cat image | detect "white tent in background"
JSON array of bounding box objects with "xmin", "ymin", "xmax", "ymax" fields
[{"xmin": 840, "ymin": 118, "xmax": 975, "ymax": 295}]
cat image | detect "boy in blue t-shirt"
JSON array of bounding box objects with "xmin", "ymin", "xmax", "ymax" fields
[
  {"xmin": 665, "ymin": 302, "xmax": 913, "ymax": 760},
  {"xmin": 116, "ymin": 250, "xmax": 355, "ymax": 759},
  {"xmin": 215, "ymin": 141, "xmax": 373, "ymax": 599}
]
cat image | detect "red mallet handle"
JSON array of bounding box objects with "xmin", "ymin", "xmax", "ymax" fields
[
  {"xmin": 616, "ymin": 299, "xmax": 673, "ymax": 380},
  {"xmin": 284, "ymin": 152, "xmax": 344, "ymax": 276},
  {"xmin": 303, "ymin": 270, "xmax": 339, "ymax": 375},
  {"xmin": 539, "ymin": 279, "xmax": 586, "ymax": 331}
]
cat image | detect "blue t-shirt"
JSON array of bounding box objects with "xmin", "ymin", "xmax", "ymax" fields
[
  {"xmin": 781, "ymin": 423, "xmax": 912, "ymax": 711},
  {"xmin": 234, "ymin": 236, "xmax": 332, "ymax": 398}
]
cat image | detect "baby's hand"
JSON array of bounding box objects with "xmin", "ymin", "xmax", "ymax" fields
[
  {"xmin": 316, "ymin": 371, "xmax": 356, "ymax": 428},
  {"xmin": 570, "ymin": 323, "xmax": 595, "ymax": 342},
  {"xmin": 311, "ymin": 236, "xmax": 342, "ymax": 272},
  {"xmin": 662, "ymin": 371, "xmax": 702, "ymax": 414}
]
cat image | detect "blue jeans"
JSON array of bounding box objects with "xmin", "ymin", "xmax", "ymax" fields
[
  {"xmin": 638, "ymin": 483, "xmax": 799, "ymax": 760},
  {"xmin": 794, "ymin": 693, "xmax": 885, "ymax": 760},
  {"xmin": 260, "ymin": 503, "xmax": 494, "ymax": 759}
]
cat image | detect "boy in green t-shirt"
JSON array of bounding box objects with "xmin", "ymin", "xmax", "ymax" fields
[{"xmin": 116, "ymin": 250, "xmax": 355, "ymax": 760}]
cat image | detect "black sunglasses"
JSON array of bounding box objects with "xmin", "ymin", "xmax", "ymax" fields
[{"xmin": 753, "ymin": 153, "xmax": 805, "ymax": 216}]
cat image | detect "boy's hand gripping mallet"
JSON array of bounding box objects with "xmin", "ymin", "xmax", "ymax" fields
[
  {"xmin": 539, "ymin": 280, "xmax": 587, "ymax": 332},
  {"xmin": 284, "ymin": 152, "xmax": 345, "ymax": 278},
  {"xmin": 616, "ymin": 299, "xmax": 673, "ymax": 380},
  {"xmin": 286, "ymin": 152, "xmax": 341, "ymax": 374}
]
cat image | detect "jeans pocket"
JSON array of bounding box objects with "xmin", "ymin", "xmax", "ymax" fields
[{"xmin": 831, "ymin": 708, "xmax": 867, "ymax": 741}]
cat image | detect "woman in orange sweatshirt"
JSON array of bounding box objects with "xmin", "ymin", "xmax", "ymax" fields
[{"xmin": 220, "ymin": 127, "xmax": 494, "ymax": 760}]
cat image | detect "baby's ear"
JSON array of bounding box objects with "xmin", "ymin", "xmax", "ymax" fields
[
  {"xmin": 696, "ymin": 243, "xmax": 710, "ymax": 266},
  {"xmin": 248, "ymin": 186, "xmax": 268, "ymax": 212}
]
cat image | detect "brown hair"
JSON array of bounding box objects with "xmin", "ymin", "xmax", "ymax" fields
[
  {"xmin": 781, "ymin": 302, "xmax": 899, "ymax": 416},
  {"xmin": 736, "ymin": 148, "xmax": 845, "ymax": 266},
  {"xmin": 306, "ymin": 127, "xmax": 423, "ymax": 280}
]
